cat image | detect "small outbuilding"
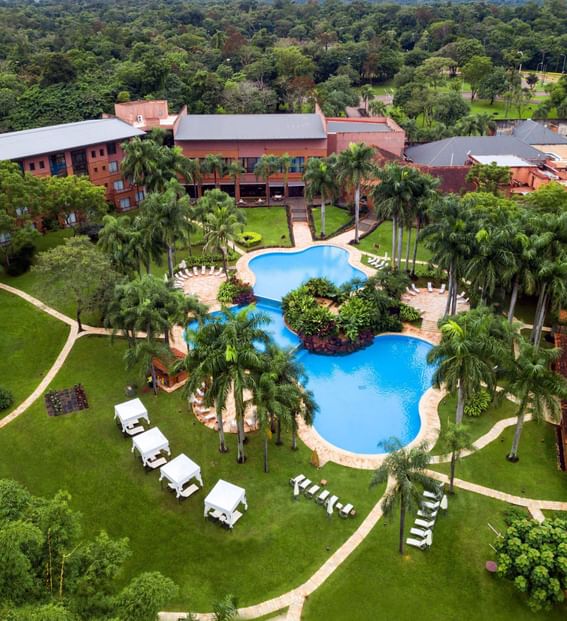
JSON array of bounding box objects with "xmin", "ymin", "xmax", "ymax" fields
[
  {"xmin": 131, "ymin": 427, "xmax": 170, "ymax": 466},
  {"xmin": 204, "ymin": 479, "xmax": 248, "ymax": 528},
  {"xmin": 114, "ymin": 398, "xmax": 150, "ymax": 432},
  {"xmin": 159, "ymin": 454, "xmax": 203, "ymax": 499}
]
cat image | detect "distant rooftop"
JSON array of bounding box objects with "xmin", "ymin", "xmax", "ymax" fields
[
  {"xmin": 471, "ymin": 154, "xmax": 534, "ymax": 167},
  {"xmin": 512, "ymin": 119, "xmax": 567, "ymax": 146},
  {"xmin": 405, "ymin": 136, "xmax": 547, "ymax": 166},
  {"xmin": 175, "ymin": 114, "xmax": 326, "ymax": 141},
  {"xmin": 0, "ymin": 119, "xmax": 144, "ymax": 161},
  {"xmin": 327, "ymin": 120, "xmax": 391, "ymax": 133}
]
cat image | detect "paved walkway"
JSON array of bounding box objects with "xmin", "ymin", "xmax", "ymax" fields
[
  {"xmin": 292, "ymin": 221, "xmax": 313, "ymax": 247},
  {"xmin": 331, "ymin": 216, "xmax": 377, "ymax": 246}
]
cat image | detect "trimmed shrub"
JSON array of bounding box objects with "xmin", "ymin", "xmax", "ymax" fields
[
  {"xmin": 337, "ymin": 296, "xmax": 376, "ymax": 341},
  {"xmin": 464, "ymin": 389, "xmax": 491, "ymax": 417},
  {"xmin": 399, "ymin": 303, "xmax": 422, "ymax": 323},
  {"xmin": 217, "ymin": 276, "xmax": 255, "ymax": 306},
  {"xmin": 238, "ymin": 231, "xmax": 262, "ymax": 247},
  {"xmin": 176, "ymin": 250, "xmax": 238, "ymax": 271},
  {"xmin": 0, "ymin": 387, "xmax": 14, "ymax": 411},
  {"xmin": 303, "ymin": 277, "xmax": 341, "ymax": 301},
  {"xmin": 282, "ymin": 286, "xmax": 336, "ymax": 337},
  {"xmin": 4, "ymin": 242, "xmax": 36, "ymax": 276}
]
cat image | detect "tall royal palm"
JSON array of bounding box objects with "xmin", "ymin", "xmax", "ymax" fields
[
  {"xmin": 371, "ymin": 439, "xmax": 434, "ymax": 555},
  {"xmin": 506, "ymin": 339, "xmax": 567, "ymax": 461},
  {"xmin": 303, "ymin": 156, "xmax": 338, "ymax": 239},
  {"xmin": 98, "ymin": 214, "xmax": 139, "ymax": 275},
  {"xmin": 427, "ymin": 309, "xmax": 503, "ymax": 424},
  {"xmin": 203, "ymin": 154, "xmax": 224, "ymax": 189},
  {"xmin": 121, "ymin": 137, "xmax": 160, "ymax": 193},
  {"xmin": 202, "ymin": 190, "xmax": 246, "ymax": 275},
  {"xmin": 226, "ymin": 161, "xmax": 245, "ymax": 200},
  {"xmin": 337, "ymin": 143, "xmax": 375, "ymax": 244},
  {"xmin": 140, "ymin": 179, "xmax": 192, "ymax": 278},
  {"xmin": 254, "ymin": 154, "xmax": 280, "ymax": 206},
  {"xmin": 279, "ymin": 153, "xmax": 292, "ymax": 199},
  {"xmin": 441, "ymin": 422, "xmax": 473, "ymax": 493}
]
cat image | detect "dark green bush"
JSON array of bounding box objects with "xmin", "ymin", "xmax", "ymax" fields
[
  {"xmin": 282, "ymin": 287, "xmax": 336, "ymax": 337},
  {"xmin": 303, "ymin": 277, "xmax": 340, "ymax": 301},
  {"xmin": 464, "ymin": 389, "xmax": 491, "ymax": 417},
  {"xmin": 4, "ymin": 243, "xmax": 36, "ymax": 276},
  {"xmin": 399, "ymin": 303, "xmax": 422, "ymax": 322},
  {"xmin": 0, "ymin": 387, "xmax": 14, "ymax": 411}
]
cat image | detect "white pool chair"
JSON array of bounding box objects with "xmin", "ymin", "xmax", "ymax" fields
[
  {"xmin": 427, "ymin": 282, "xmax": 433, "ymax": 293},
  {"xmin": 406, "ymin": 286, "xmax": 417, "ymax": 297},
  {"xmin": 457, "ymin": 291, "xmax": 466, "ymax": 299},
  {"xmin": 290, "ymin": 474, "xmax": 306, "ymax": 487},
  {"xmin": 146, "ymin": 456, "xmax": 167, "ymax": 470},
  {"xmin": 193, "ymin": 266, "xmax": 199, "ymax": 275},
  {"xmin": 196, "ymin": 387, "xmax": 206, "ymax": 397},
  {"xmin": 422, "ymin": 500, "xmax": 441, "ymax": 511},
  {"xmin": 411, "ymin": 283, "xmax": 420, "ymax": 293},
  {"xmin": 305, "ymin": 484, "xmax": 320, "ymax": 498},
  {"xmin": 202, "ymin": 413, "xmax": 217, "ymax": 423},
  {"xmin": 415, "ymin": 518, "xmax": 435, "ymax": 529},
  {"xmin": 406, "ymin": 536, "xmax": 430, "ymax": 550},
  {"xmin": 316, "ymin": 489, "xmax": 330, "ymax": 504},
  {"xmin": 125, "ymin": 424, "xmax": 144, "ymax": 437},
  {"xmin": 195, "ymin": 406, "xmax": 211, "ymax": 414},
  {"xmin": 417, "ymin": 508, "xmax": 439, "ymax": 519},
  {"xmin": 438, "ymin": 283, "xmax": 446, "ymax": 294},
  {"xmin": 423, "ymin": 490, "xmax": 441, "ymax": 501},
  {"xmin": 184, "ymin": 269, "xmax": 192, "ymax": 277},
  {"xmin": 215, "ymin": 267, "xmax": 224, "ymax": 275},
  {"xmin": 299, "ymin": 478, "xmax": 312, "ymax": 492},
  {"xmin": 209, "ymin": 266, "xmax": 215, "ymax": 275},
  {"xmin": 339, "ymin": 503, "xmax": 354, "ymax": 518},
  {"xmin": 178, "ymin": 483, "xmax": 200, "ymax": 500},
  {"xmin": 410, "ymin": 527, "xmax": 431, "ymax": 538},
  {"xmin": 326, "ymin": 495, "xmax": 339, "ymax": 512}
]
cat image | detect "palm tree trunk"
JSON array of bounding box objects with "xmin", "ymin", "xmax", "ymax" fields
[
  {"xmin": 451, "ymin": 280, "xmax": 458, "ymax": 315},
  {"xmin": 449, "ymin": 450, "xmax": 457, "ymax": 493},
  {"xmin": 266, "ymin": 177, "xmax": 270, "ymax": 207},
  {"xmin": 532, "ymin": 288, "xmax": 548, "ymax": 348},
  {"xmin": 275, "ymin": 417, "xmax": 283, "ymax": 445},
  {"xmin": 411, "ymin": 220, "xmax": 421, "ymax": 275},
  {"xmin": 405, "ymin": 225, "xmax": 412, "ymax": 272},
  {"xmin": 444, "ymin": 267, "xmax": 453, "ymax": 317},
  {"xmin": 354, "ymin": 185, "xmax": 360, "ymax": 243},
  {"xmin": 391, "ymin": 217, "xmax": 397, "ymax": 267},
  {"xmin": 507, "ymin": 277, "xmax": 519, "ymax": 323},
  {"xmin": 217, "ymin": 411, "xmax": 228, "ymax": 453},
  {"xmin": 321, "ymin": 198, "xmax": 326, "ymax": 239},
  {"xmin": 508, "ymin": 396, "xmax": 528, "ymax": 461},
  {"xmin": 399, "ymin": 500, "xmax": 406, "ymax": 555},
  {"xmin": 264, "ymin": 434, "xmax": 269, "ymax": 473},
  {"xmin": 456, "ymin": 381, "xmax": 465, "ymax": 424},
  {"xmin": 291, "ymin": 419, "xmax": 298, "ymax": 450},
  {"xmin": 150, "ymin": 362, "xmax": 158, "ymax": 396},
  {"xmin": 167, "ymin": 244, "xmax": 174, "ymax": 278},
  {"xmin": 397, "ymin": 223, "xmax": 403, "ymax": 269},
  {"xmin": 76, "ymin": 302, "xmax": 83, "ymax": 333},
  {"xmin": 237, "ymin": 416, "xmax": 246, "ymax": 463},
  {"xmin": 221, "ymin": 247, "xmax": 228, "ymax": 276}
]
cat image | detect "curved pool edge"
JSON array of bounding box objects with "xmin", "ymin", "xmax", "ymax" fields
[
  {"xmin": 236, "ymin": 241, "xmax": 375, "ymax": 293},
  {"xmin": 296, "ymin": 332, "xmax": 444, "ymax": 470}
]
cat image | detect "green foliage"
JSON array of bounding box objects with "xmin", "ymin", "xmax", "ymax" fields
[
  {"xmin": 0, "ymin": 388, "xmax": 13, "ymax": 411},
  {"xmin": 281, "ymin": 286, "xmax": 336, "ymax": 337},
  {"xmin": 399, "ymin": 303, "xmax": 422, "ymax": 323},
  {"xmin": 115, "ymin": 572, "xmax": 179, "ymax": 621},
  {"xmin": 496, "ymin": 518, "xmax": 567, "ymax": 612},
  {"xmin": 238, "ymin": 231, "xmax": 262, "ymax": 247},
  {"xmin": 217, "ymin": 276, "xmax": 254, "ymax": 305},
  {"xmin": 303, "ymin": 277, "xmax": 341, "ymax": 301},
  {"xmin": 464, "ymin": 389, "xmax": 491, "ymax": 417},
  {"xmin": 212, "ymin": 594, "xmax": 239, "ymax": 621}
]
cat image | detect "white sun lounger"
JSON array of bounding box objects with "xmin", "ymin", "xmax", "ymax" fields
[
  {"xmin": 299, "ymin": 478, "xmax": 312, "ymax": 492},
  {"xmin": 290, "ymin": 474, "xmax": 306, "ymax": 487},
  {"xmin": 406, "ymin": 537, "xmax": 430, "ymax": 550},
  {"xmin": 146, "ymin": 456, "xmax": 167, "ymax": 470},
  {"xmin": 326, "ymin": 495, "xmax": 339, "ymax": 512},
  {"xmin": 196, "ymin": 388, "xmax": 205, "ymax": 397},
  {"xmin": 178, "ymin": 483, "xmax": 200, "ymax": 500},
  {"xmin": 406, "ymin": 286, "xmax": 417, "ymax": 297},
  {"xmin": 417, "ymin": 508, "xmax": 439, "ymax": 519},
  {"xmin": 438, "ymin": 284, "xmax": 446, "ymax": 294},
  {"xmin": 125, "ymin": 424, "xmax": 145, "ymax": 437},
  {"xmin": 411, "ymin": 283, "xmax": 420, "ymax": 293},
  {"xmin": 195, "ymin": 406, "xmax": 211, "ymax": 414},
  {"xmin": 316, "ymin": 489, "xmax": 330, "ymax": 504},
  {"xmin": 457, "ymin": 291, "xmax": 466, "ymax": 299},
  {"xmin": 422, "ymin": 500, "xmax": 441, "ymax": 511},
  {"xmin": 209, "ymin": 266, "xmax": 215, "ymax": 274},
  {"xmin": 202, "ymin": 413, "xmax": 217, "ymax": 423},
  {"xmin": 423, "ymin": 490, "xmax": 441, "ymax": 501},
  {"xmin": 201, "ymin": 265, "xmax": 206, "ymax": 274},
  {"xmin": 305, "ymin": 484, "xmax": 320, "ymax": 498},
  {"xmin": 193, "ymin": 266, "xmax": 199, "ymax": 275},
  {"xmin": 339, "ymin": 503, "xmax": 354, "ymax": 518},
  {"xmin": 184, "ymin": 269, "xmax": 192, "ymax": 277},
  {"xmin": 410, "ymin": 527, "xmax": 431, "ymax": 538},
  {"xmin": 415, "ymin": 518, "xmax": 435, "ymax": 529},
  {"xmin": 427, "ymin": 282, "xmax": 433, "ymax": 293},
  {"xmin": 215, "ymin": 267, "xmax": 224, "ymax": 275}
]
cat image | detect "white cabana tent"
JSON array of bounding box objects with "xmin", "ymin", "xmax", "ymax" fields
[
  {"xmin": 131, "ymin": 427, "xmax": 170, "ymax": 466},
  {"xmin": 114, "ymin": 398, "xmax": 149, "ymax": 432},
  {"xmin": 159, "ymin": 454, "xmax": 203, "ymax": 498},
  {"xmin": 204, "ymin": 479, "xmax": 248, "ymax": 528}
]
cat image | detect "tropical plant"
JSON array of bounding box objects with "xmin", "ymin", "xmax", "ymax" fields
[
  {"xmin": 203, "ymin": 154, "xmax": 225, "ymax": 188},
  {"xmin": 0, "ymin": 387, "xmax": 14, "ymax": 411},
  {"xmin": 440, "ymin": 422, "xmax": 473, "ymax": 493},
  {"xmin": 463, "ymin": 389, "xmax": 491, "ymax": 417},
  {"xmin": 505, "ymin": 339, "xmax": 567, "ymax": 461},
  {"xmin": 98, "ymin": 214, "xmax": 140, "ymax": 275},
  {"xmin": 212, "ymin": 594, "xmax": 239, "ymax": 621},
  {"xmin": 370, "ymin": 438, "xmax": 434, "ymax": 555},
  {"xmin": 254, "ymin": 154, "xmax": 280, "ymax": 206},
  {"xmin": 120, "ymin": 136, "xmax": 160, "ymax": 192},
  {"xmin": 226, "ymin": 160, "xmax": 245, "ymax": 197},
  {"xmin": 124, "ymin": 339, "xmax": 171, "ymax": 396},
  {"xmin": 336, "ymin": 143, "xmax": 375, "ymax": 244},
  {"xmin": 304, "ymin": 156, "xmax": 338, "ymax": 239}
]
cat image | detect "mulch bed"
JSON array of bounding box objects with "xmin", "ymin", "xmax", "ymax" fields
[{"xmin": 45, "ymin": 384, "xmax": 89, "ymax": 416}]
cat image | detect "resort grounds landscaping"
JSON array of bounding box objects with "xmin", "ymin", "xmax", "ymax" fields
[
  {"xmin": 237, "ymin": 206, "xmax": 292, "ymax": 248},
  {"xmin": 311, "ymin": 205, "xmax": 352, "ymax": 239},
  {"xmin": 356, "ymin": 219, "xmax": 432, "ymax": 263}
]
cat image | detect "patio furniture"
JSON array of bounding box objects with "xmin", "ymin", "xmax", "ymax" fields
[
  {"xmin": 339, "ymin": 503, "xmax": 354, "ymax": 518},
  {"xmin": 209, "ymin": 266, "xmax": 215, "ymax": 274},
  {"xmin": 427, "ymin": 282, "xmax": 433, "ymax": 293},
  {"xmin": 423, "ymin": 490, "xmax": 441, "ymax": 501},
  {"xmin": 417, "ymin": 508, "xmax": 439, "ymax": 519},
  {"xmin": 457, "ymin": 291, "xmax": 466, "ymax": 299},
  {"xmin": 406, "ymin": 286, "xmax": 417, "ymax": 297},
  {"xmin": 299, "ymin": 478, "xmax": 312, "ymax": 492},
  {"xmin": 201, "ymin": 265, "xmax": 206, "ymax": 274},
  {"xmin": 124, "ymin": 424, "xmax": 145, "ymax": 437},
  {"xmin": 415, "ymin": 518, "xmax": 435, "ymax": 529},
  {"xmin": 438, "ymin": 284, "xmax": 446, "ymax": 294},
  {"xmin": 326, "ymin": 495, "xmax": 339, "ymax": 513},
  {"xmin": 305, "ymin": 484, "xmax": 320, "ymax": 498},
  {"xmin": 406, "ymin": 532, "xmax": 432, "ymax": 550},
  {"xmin": 204, "ymin": 479, "xmax": 248, "ymax": 529},
  {"xmin": 410, "ymin": 527, "xmax": 431, "ymax": 538},
  {"xmin": 159, "ymin": 453, "xmax": 203, "ymax": 499},
  {"xmin": 215, "ymin": 267, "xmax": 224, "ymax": 275},
  {"xmin": 193, "ymin": 266, "xmax": 199, "ymax": 275},
  {"xmin": 131, "ymin": 427, "xmax": 170, "ymax": 466},
  {"xmin": 316, "ymin": 489, "xmax": 330, "ymax": 504},
  {"xmin": 422, "ymin": 500, "xmax": 440, "ymax": 511},
  {"xmin": 290, "ymin": 474, "xmax": 306, "ymax": 487},
  {"xmin": 146, "ymin": 455, "xmax": 168, "ymax": 470},
  {"xmin": 411, "ymin": 283, "xmax": 420, "ymax": 293},
  {"xmin": 114, "ymin": 398, "xmax": 150, "ymax": 434}
]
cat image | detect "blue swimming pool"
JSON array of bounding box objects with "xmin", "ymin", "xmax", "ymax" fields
[
  {"xmin": 298, "ymin": 335, "xmax": 435, "ymax": 454},
  {"xmin": 248, "ymin": 245, "xmax": 366, "ymax": 301}
]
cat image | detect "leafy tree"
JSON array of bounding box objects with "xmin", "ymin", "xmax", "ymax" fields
[
  {"xmin": 462, "ymin": 55, "xmax": 493, "ymax": 100},
  {"xmin": 495, "ymin": 517, "xmax": 567, "ymax": 611},
  {"xmin": 42, "ymin": 175, "xmax": 107, "ymax": 227},
  {"xmin": 478, "ymin": 67, "xmax": 509, "ymax": 105},
  {"xmin": 120, "ymin": 137, "xmax": 161, "ymax": 191},
  {"xmin": 33, "ymin": 236, "xmax": 117, "ymax": 331},
  {"xmin": 303, "ymin": 156, "xmax": 338, "ymax": 238},
  {"xmin": 415, "ymin": 57, "xmax": 451, "ymax": 90},
  {"xmin": 431, "ymin": 91, "xmax": 470, "ymax": 126},
  {"xmin": 115, "ymin": 571, "xmax": 178, "ymax": 621},
  {"xmin": 316, "ymin": 75, "xmax": 359, "ymax": 116},
  {"xmin": 370, "ymin": 439, "xmax": 434, "ymax": 555},
  {"xmin": 441, "ymin": 422, "xmax": 473, "ymax": 493}
]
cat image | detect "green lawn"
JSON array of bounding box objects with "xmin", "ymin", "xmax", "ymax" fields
[
  {"xmin": 432, "ymin": 421, "xmax": 566, "ymax": 501},
  {"xmin": 431, "ymin": 394, "xmax": 519, "ymax": 456},
  {"xmin": 0, "ymin": 335, "xmax": 379, "ymax": 611},
  {"xmin": 0, "ymin": 290, "xmax": 69, "ymax": 417},
  {"xmin": 357, "ymin": 220, "xmax": 432, "ymax": 263},
  {"xmin": 302, "ymin": 490, "xmax": 566, "ymax": 621},
  {"xmin": 311, "ymin": 206, "xmax": 352, "ymax": 239},
  {"xmin": 237, "ymin": 207, "xmax": 291, "ymax": 248}
]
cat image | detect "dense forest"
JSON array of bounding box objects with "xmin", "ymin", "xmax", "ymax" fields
[{"xmin": 0, "ymin": 0, "xmax": 566, "ymax": 134}]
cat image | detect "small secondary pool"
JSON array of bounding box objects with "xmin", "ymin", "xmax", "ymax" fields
[
  {"xmin": 298, "ymin": 335, "xmax": 435, "ymax": 454},
  {"xmin": 248, "ymin": 245, "xmax": 366, "ymax": 301}
]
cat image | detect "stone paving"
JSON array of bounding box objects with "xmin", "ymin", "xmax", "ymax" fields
[{"xmin": 178, "ymin": 271, "xmax": 226, "ymax": 309}]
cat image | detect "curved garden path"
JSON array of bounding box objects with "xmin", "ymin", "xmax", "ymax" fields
[{"xmin": 2, "ymin": 281, "xmax": 566, "ymax": 621}]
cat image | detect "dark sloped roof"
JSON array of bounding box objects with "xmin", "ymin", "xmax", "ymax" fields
[
  {"xmin": 0, "ymin": 119, "xmax": 144, "ymax": 161},
  {"xmin": 175, "ymin": 114, "xmax": 326, "ymax": 141},
  {"xmin": 405, "ymin": 136, "xmax": 547, "ymax": 166},
  {"xmin": 327, "ymin": 120, "xmax": 391, "ymax": 133},
  {"xmin": 512, "ymin": 119, "xmax": 567, "ymax": 146}
]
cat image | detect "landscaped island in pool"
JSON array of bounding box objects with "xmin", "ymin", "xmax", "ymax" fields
[{"xmin": 248, "ymin": 245, "xmax": 366, "ymax": 301}]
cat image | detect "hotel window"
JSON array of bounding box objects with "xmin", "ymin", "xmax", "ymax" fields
[
  {"xmin": 102, "ymin": 165, "xmax": 106, "ymax": 171},
  {"xmin": 66, "ymin": 212, "xmax": 78, "ymax": 225},
  {"xmin": 94, "ymin": 167, "xmax": 98, "ymax": 173},
  {"xmin": 39, "ymin": 160, "xmax": 45, "ymax": 169},
  {"xmin": 222, "ymin": 158, "xmax": 232, "ymax": 167},
  {"xmin": 0, "ymin": 231, "xmax": 11, "ymax": 245},
  {"xmin": 91, "ymin": 150, "xmax": 96, "ymax": 158},
  {"xmin": 108, "ymin": 161, "xmax": 119, "ymax": 173},
  {"xmin": 99, "ymin": 148, "xmax": 104, "ymax": 156},
  {"xmin": 15, "ymin": 206, "xmax": 29, "ymax": 216},
  {"xmin": 29, "ymin": 162, "xmax": 35, "ymax": 171},
  {"xmin": 107, "ymin": 142, "xmax": 117, "ymax": 155},
  {"xmin": 136, "ymin": 190, "xmax": 145, "ymax": 203},
  {"xmin": 241, "ymin": 157, "xmax": 259, "ymax": 173},
  {"xmin": 113, "ymin": 180, "xmax": 124, "ymax": 191},
  {"xmin": 289, "ymin": 157, "xmax": 305, "ymax": 173},
  {"xmin": 119, "ymin": 197, "xmax": 131, "ymax": 210}
]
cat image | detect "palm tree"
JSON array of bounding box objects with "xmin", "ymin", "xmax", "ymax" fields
[
  {"xmin": 279, "ymin": 153, "xmax": 292, "ymax": 199},
  {"xmin": 337, "ymin": 143, "xmax": 375, "ymax": 244},
  {"xmin": 359, "ymin": 84, "xmax": 374, "ymax": 112},
  {"xmin": 202, "ymin": 190, "xmax": 245, "ymax": 275},
  {"xmin": 98, "ymin": 215, "xmax": 139, "ymax": 275},
  {"xmin": 370, "ymin": 438, "xmax": 434, "ymax": 555},
  {"xmin": 303, "ymin": 156, "xmax": 338, "ymax": 239},
  {"xmin": 121, "ymin": 137, "xmax": 160, "ymax": 193},
  {"xmin": 203, "ymin": 154, "xmax": 224, "ymax": 188},
  {"xmin": 506, "ymin": 339, "xmax": 567, "ymax": 461},
  {"xmin": 427, "ymin": 310, "xmax": 504, "ymax": 424},
  {"xmin": 124, "ymin": 340, "xmax": 171, "ymax": 397},
  {"xmin": 369, "ymin": 100, "xmax": 387, "ymax": 116},
  {"xmin": 441, "ymin": 422, "xmax": 473, "ymax": 493},
  {"xmin": 185, "ymin": 158, "xmax": 203, "ymax": 198},
  {"xmin": 139, "ymin": 179, "xmax": 192, "ymax": 278},
  {"xmin": 254, "ymin": 155, "xmax": 280, "ymax": 206},
  {"xmin": 226, "ymin": 160, "xmax": 245, "ymax": 200}
]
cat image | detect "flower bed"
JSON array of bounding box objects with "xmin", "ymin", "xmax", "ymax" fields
[
  {"xmin": 217, "ymin": 276, "xmax": 256, "ymax": 306},
  {"xmin": 45, "ymin": 384, "xmax": 89, "ymax": 417},
  {"xmin": 238, "ymin": 231, "xmax": 262, "ymax": 247}
]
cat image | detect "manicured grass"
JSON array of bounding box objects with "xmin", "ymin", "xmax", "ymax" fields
[
  {"xmin": 431, "ymin": 394, "xmax": 519, "ymax": 455},
  {"xmin": 0, "ymin": 336, "xmax": 379, "ymax": 611},
  {"xmin": 432, "ymin": 421, "xmax": 566, "ymax": 501},
  {"xmin": 311, "ymin": 206, "xmax": 352, "ymax": 238},
  {"xmin": 357, "ymin": 220, "xmax": 431, "ymax": 263},
  {"xmin": 0, "ymin": 290, "xmax": 69, "ymax": 417},
  {"xmin": 302, "ymin": 490, "xmax": 566, "ymax": 621},
  {"xmin": 237, "ymin": 207, "xmax": 291, "ymax": 248}
]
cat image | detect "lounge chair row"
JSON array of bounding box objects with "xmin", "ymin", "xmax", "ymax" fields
[
  {"xmin": 290, "ymin": 474, "xmax": 355, "ymax": 518},
  {"xmin": 406, "ymin": 485, "xmax": 447, "ymax": 551},
  {"xmin": 368, "ymin": 255, "xmax": 389, "ymax": 270},
  {"xmin": 174, "ymin": 265, "xmax": 224, "ymax": 287}
]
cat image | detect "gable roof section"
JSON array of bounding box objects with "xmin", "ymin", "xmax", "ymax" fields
[
  {"xmin": 512, "ymin": 119, "xmax": 567, "ymax": 146},
  {"xmin": 0, "ymin": 118, "xmax": 145, "ymax": 161},
  {"xmin": 327, "ymin": 120, "xmax": 391, "ymax": 133},
  {"xmin": 175, "ymin": 114, "xmax": 326, "ymax": 141},
  {"xmin": 405, "ymin": 136, "xmax": 547, "ymax": 166}
]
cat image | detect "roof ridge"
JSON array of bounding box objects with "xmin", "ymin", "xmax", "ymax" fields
[{"xmin": 0, "ymin": 118, "xmax": 123, "ymax": 139}]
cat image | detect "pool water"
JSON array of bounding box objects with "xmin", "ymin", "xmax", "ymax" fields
[
  {"xmin": 248, "ymin": 245, "xmax": 366, "ymax": 301},
  {"xmin": 298, "ymin": 335, "xmax": 434, "ymax": 454}
]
